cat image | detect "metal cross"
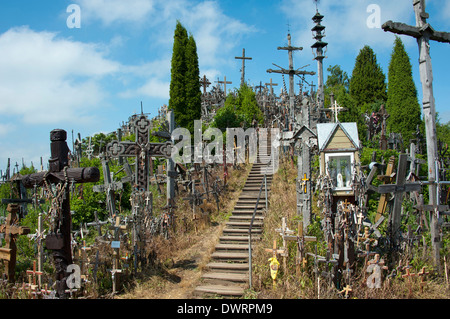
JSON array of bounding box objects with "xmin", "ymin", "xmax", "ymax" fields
[{"xmin": 106, "ymin": 114, "xmax": 172, "ymax": 191}]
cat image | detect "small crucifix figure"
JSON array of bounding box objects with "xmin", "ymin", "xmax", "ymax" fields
[{"xmin": 301, "ymin": 173, "xmax": 309, "ymax": 194}]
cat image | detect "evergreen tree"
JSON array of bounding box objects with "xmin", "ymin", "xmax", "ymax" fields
[
  {"xmin": 184, "ymin": 33, "xmax": 202, "ymax": 133},
  {"xmin": 349, "ymin": 46, "xmax": 387, "ymax": 110},
  {"xmin": 168, "ymin": 21, "xmax": 201, "ymax": 134},
  {"xmin": 349, "ymin": 45, "xmax": 387, "ymax": 140},
  {"xmin": 386, "ymin": 36, "xmax": 422, "ymax": 144}
]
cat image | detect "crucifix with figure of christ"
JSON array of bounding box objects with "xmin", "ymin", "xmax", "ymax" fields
[{"xmin": 382, "ymin": 0, "xmax": 450, "ymax": 272}]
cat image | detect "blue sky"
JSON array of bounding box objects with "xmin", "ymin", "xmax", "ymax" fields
[{"xmin": 0, "ymin": 0, "xmax": 449, "ymax": 174}]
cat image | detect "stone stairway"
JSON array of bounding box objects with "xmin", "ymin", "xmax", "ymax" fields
[{"xmin": 194, "ymin": 141, "xmax": 273, "ymax": 298}]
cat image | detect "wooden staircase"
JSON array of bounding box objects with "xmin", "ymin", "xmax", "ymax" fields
[{"xmin": 194, "ymin": 138, "xmax": 273, "ymax": 298}]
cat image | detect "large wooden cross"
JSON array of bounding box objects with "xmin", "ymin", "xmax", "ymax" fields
[
  {"xmin": 235, "ymin": 48, "xmax": 252, "ymax": 87},
  {"xmin": 106, "ymin": 114, "xmax": 172, "ymax": 192},
  {"xmin": 382, "ymin": 0, "xmax": 450, "ymax": 270},
  {"xmin": 0, "ymin": 204, "xmax": 30, "ymax": 282},
  {"xmin": 18, "ymin": 129, "xmax": 100, "ymax": 297},
  {"xmin": 267, "ymin": 33, "xmax": 315, "ymax": 127},
  {"xmin": 200, "ymin": 75, "xmax": 211, "ymax": 95}
]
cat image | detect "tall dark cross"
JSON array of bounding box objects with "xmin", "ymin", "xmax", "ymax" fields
[
  {"xmin": 216, "ymin": 76, "xmax": 232, "ymax": 95},
  {"xmin": 382, "ymin": 0, "xmax": 450, "ymax": 271},
  {"xmin": 19, "ymin": 129, "xmax": 100, "ymax": 297},
  {"xmin": 267, "ymin": 33, "xmax": 315, "ymax": 128},
  {"xmin": 235, "ymin": 48, "xmax": 252, "ymax": 87},
  {"xmin": 200, "ymin": 75, "xmax": 211, "ymax": 95},
  {"xmin": 106, "ymin": 114, "xmax": 172, "ymax": 191}
]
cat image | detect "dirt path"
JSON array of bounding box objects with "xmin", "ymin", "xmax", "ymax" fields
[{"xmin": 116, "ymin": 219, "xmax": 225, "ymax": 299}]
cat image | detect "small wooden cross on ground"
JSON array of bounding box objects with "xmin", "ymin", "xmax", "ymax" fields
[
  {"xmin": 295, "ymin": 221, "xmax": 316, "ymax": 275},
  {"xmin": 265, "ymin": 239, "xmax": 285, "ymax": 287},
  {"xmin": 402, "ymin": 262, "xmax": 417, "ymax": 296},
  {"xmin": 26, "ymin": 260, "xmax": 43, "ymax": 296},
  {"xmin": 338, "ymin": 284, "xmax": 353, "ymax": 299},
  {"xmin": 0, "ymin": 204, "xmax": 30, "ymax": 282},
  {"xmin": 417, "ymin": 266, "xmax": 429, "ymax": 293}
]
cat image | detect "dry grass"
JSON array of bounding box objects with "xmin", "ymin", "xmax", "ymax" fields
[
  {"xmin": 248, "ymin": 157, "xmax": 450, "ymax": 299},
  {"xmin": 117, "ymin": 164, "xmax": 251, "ymax": 299}
]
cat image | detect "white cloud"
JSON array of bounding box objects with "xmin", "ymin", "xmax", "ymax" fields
[
  {"xmin": 76, "ymin": 0, "xmax": 155, "ymax": 26},
  {"xmin": 281, "ymin": 0, "xmax": 414, "ymax": 57},
  {"xmin": 0, "ymin": 26, "xmax": 120, "ymax": 125},
  {"xmin": 119, "ymin": 78, "xmax": 170, "ymax": 99}
]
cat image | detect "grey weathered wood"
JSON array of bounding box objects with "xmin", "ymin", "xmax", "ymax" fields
[
  {"xmin": 235, "ymin": 48, "xmax": 252, "ymax": 87},
  {"xmin": 390, "ymin": 154, "xmax": 408, "ymax": 242},
  {"xmin": 382, "ymin": 0, "xmax": 450, "ymax": 271}
]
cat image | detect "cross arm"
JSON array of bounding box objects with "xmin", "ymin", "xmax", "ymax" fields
[
  {"xmin": 383, "ymin": 21, "xmax": 450, "ymax": 43},
  {"xmin": 20, "ymin": 167, "xmax": 100, "ymax": 188}
]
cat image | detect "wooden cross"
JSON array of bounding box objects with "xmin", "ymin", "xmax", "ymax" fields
[
  {"xmin": 377, "ymin": 104, "xmax": 390, "ymax": 150},
  {"xmin": 366, "ymin": 254, "xmax": 388, "ymax": 289},
  {"xmin": 265, "ymin": 78, "xmax": 278, "ymax": 96},
  {"xmin": 0, "ymin": 204, "xmax": 30, "ymax": 282},
  {"xmin": 216, "ymin": 76, "xmax": 232, "ymax": 95},
  {"xmin": 382, "ymin": 0, "xmax": 450, "ymax": 270},
  {"xmin": 26, "ymin": 260, "xmax": 43, "ymax": 292},
  {"xmin": 200, "ymin": 75, "xmax": 211, "ymax": 94},
  {"xmin": 265, "ymin": 239, "xmax": 285, "ymax": 259},
  {"xmin": 93, "ymin": 155, "xmax": 123, "ymax": 218},
  {"xmin": 417, "ymin": 266, "xmax": 429, "ymax": 293},
  {"xmin": 402, "ymin": 262, "xmax": 417, "ymax": 296},
  {"xmin": 338, "ymin": 284, "xmax": 353, "ymax": 299},
  {"xmin": 329, "ymin": 100, "xmax": 346, "ymax": 123},
  {"xmin": 375, "ymin": 156, "xmax": 395, "ymax": 223},
  {"xmin": 235, "ymin": 48, "xmax": 252, "ymax": 87},
  {"xmin": 106, "ymin": 113, "xmax": 172, "ymax": 192},
  {"xmin": 267, "ymin": 33, "xmax": 315, "ymax": 125},
  {"xmin": 18, "ymin": 129, "xmax": 100, "ymax": 297},
  {"xmin": 295, "ymin": 221, "xmax": 316, "ymax": 274}
]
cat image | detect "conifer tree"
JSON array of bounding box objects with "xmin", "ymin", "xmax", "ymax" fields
[
  {"xmin": 349, "ymin": 45, "xmax": 387, "ymax": 140},
  {"xmin": 349, "ymin": 46, "xmax": 387, "ymax": 110},
  {"xmin": 184, "ymin": 34, "xmax": 202, "ymax": 133},
  {"xmin": 168, "ymin": 21, "xmax": 201, "ymax": 134},
  {"xmin": 386, "ymin": 36, "xmax": 422, "ymax": 144}
]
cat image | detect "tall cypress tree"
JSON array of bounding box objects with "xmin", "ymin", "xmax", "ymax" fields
[
  {"xmin": 349, "ymin": 45, "xmax": 387, "ymax": 140},
  {"xmin": 349, "ymin": 45, "xmax": 387, "ymax": 112},
  {"xmin": 184, "ymin": 33, "xmax": 202, "ymax": 133},
  {"xmin": 386, "ymin": 36, "xmax": 422, "ymax": 144},
  {"xmin": 169, "ymin": 21, "xmax": 188, "ymax": 125},
  {"xmin": 168, "ymin": 21, "xmax": 201, "ymax": 134}
]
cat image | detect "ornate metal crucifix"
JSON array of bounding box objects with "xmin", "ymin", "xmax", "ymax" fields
[{"xmin": 106, "ymin": 114, "xmax": 172, "ymax": 192}]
